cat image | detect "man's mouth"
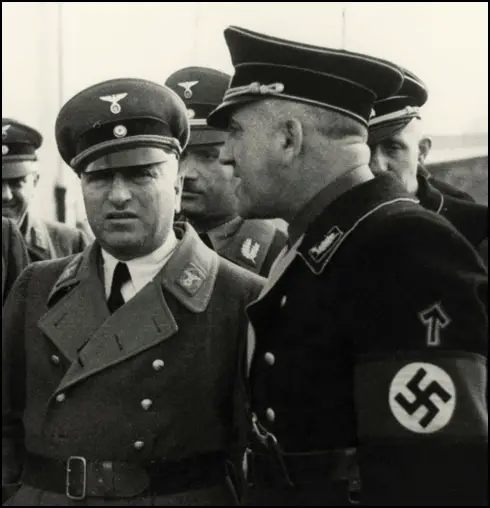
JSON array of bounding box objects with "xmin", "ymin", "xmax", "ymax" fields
[{"xmin": 106, "ymin": 211, "xmax": 138, "ymax": 220}]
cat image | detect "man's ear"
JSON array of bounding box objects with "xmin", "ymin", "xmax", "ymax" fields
[
  {"xmin": 282, "ymin": 118, "xmax": 303, "ymax": 162},
  {"xmin": 418, "ymin": 136, "xmax": 432, "ymax": 164}
]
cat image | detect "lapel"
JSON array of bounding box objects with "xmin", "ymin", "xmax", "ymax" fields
[
  {"xmin": 296, "ymin": 174, "xmax": 419, "ymax": 276},
  {"xmin": 38, "ymin": 243, "xmax": 110, "ymax": 366},
  {"xmin": 24, "ymin": 214, "xmax": 56, "ymax": 261},
  {"xmin": 39, "ymin": 223, "xmax": 220, "ymax": 397},
  {"xmin": 416, "ymin": 171, "xmax": 444, "ymax": 215}
]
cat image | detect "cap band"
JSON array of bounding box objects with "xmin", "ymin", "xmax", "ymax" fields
[
  {"xmin": 2, "ymin": 143, "xmax": 37, "ymax": 159},
  {"xmin": 369, "ymin": 105, "xmax": 420, "ymax": 127},
  {"xmin": 209, "ymin": 63, "xmax": 376, "ymax": 126},
  {"xmin": 71, "ymin": 135, "xmax": 182, "ymax": 171}
]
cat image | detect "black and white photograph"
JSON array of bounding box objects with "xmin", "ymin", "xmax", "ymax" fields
[{"xmin": 2, "ymin": 2, "xmax": 488, "ymax": 505}]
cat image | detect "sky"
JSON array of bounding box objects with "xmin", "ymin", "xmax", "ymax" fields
[
  {"xmin": 3, "ymin": 2, "xmax": 488, "ymax": 135},
  {"xmin": 1, "ymin": 2, "xmax": 488, "ymax": 222}
]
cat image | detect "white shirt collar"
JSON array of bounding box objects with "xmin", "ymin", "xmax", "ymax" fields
[{"xmin": 101, "ymin": 230, "xmax": 179, "ymax": 300}]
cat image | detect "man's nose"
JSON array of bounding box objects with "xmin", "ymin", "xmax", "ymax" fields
[
  {"xmin": 218, "ymin": 141, "xmax": 233, "ymax": 167},
  {"xmin": 108, "ymin": 174, "xmax": 131, "ymax": 205},
  {"xmin": 369, "ymin": 146, "xmax": 388, "ymax": 175},
  {"xmin": 180, "ymin": 159, "xmax": 198, "ymax": 180},
  {"xmin": 2, "ymin": 182, "xmax": 14, "ymax": 202}
]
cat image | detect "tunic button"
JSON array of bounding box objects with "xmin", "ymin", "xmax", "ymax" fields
[
  {"xmin": 55, "ymin": 393, "xmax": 66, "ymax": 403},
  {"xmin": 133, "ymin": 440, "xmax": 145, "ymax": 450},
  {"xmin": 51, "ymin": 355, "xmax": 60, "ymax": 365},
  {"xmin": 152, "ymin": 359, "xmax": 164, "ymax": 371},
  {"xmin": 141, "ymin": 399, "xmax": 153, "ymax": 411},
  {"xmin": 280, "ymin": 295, "xmax": 287, "ymax": 307},
  {"xmin": 266, "ymin": 408, "xmax": 276, "ymax": 422},
  {"xmin": 264, "ymin": 352, "xmax": 276, "ymax": 366}
]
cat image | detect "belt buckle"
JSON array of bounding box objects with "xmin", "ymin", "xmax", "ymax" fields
[{"xmin": 66, "ymin": 456, "xmax": 87, "ymax": 501}]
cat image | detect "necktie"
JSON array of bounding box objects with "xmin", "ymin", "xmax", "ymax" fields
[{"xmin": 107, "ymin": 262, "xmax": 131, "ymax": 313}]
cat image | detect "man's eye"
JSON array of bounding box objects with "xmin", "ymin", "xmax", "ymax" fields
[
  {"xmin": 384, "ymin": 142, "xmax": 402, "ymax": 151},
  {"xmin": 200, "ymin": 151, "xmax": 219, "ymax": 160},
  {"xmin": 132, "ymin": 169, "xmax": 154, "ymax": 180},
  {"xmin": 85, "ymin": 172, "xmax": 112, "ymax": 182}
]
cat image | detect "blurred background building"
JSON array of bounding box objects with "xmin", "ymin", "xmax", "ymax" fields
[{"xmin": 2, "ymin": 2, "xmax": 488, "ymax": 230}]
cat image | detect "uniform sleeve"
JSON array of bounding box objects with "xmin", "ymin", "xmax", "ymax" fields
[
  {"xmin": 343, "ymin": 213, "xmax": 488, "ymax": 506},
  {"xmin": 2, "ymin": 265, "xmax": 33, "ymax": 486}
]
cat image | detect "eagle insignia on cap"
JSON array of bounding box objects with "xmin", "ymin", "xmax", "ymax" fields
[
  {"xmin": 178, "ymin": 81, "xmax": 199, "ymax": 99},
  {"xmin": 2, "ymin": 124, "xmax": 11, "ymax": 140},
  {"xmin": 99, "ymin": 93, "xmax": 128, "ymax": 114},
  {"xmin": 113, "ymin": 124, "xmax": 128, "ymax": 138}
]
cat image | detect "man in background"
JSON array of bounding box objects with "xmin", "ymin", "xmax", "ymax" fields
[
  {"xmin": 166, "ymin": 67, "xmax": 287, "ymax": 277},
  {"xmin": 2, "ymin": 118, "xmax": 90, "ymax": 262},
  {"xmin": 368, "ymin": 69, "xmax": 488, "ymax": 267}
]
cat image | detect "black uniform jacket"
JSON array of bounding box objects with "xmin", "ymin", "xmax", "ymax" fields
[
  {"xmin": 247, "ymin": 173, "xmax": 488, "ymax": 506},
  {"xmin": 417, "ymin": 168, "xmax": 488, "ymax": 268},
  {"xmin": 2, "ymin": 217, "xmax": 29, "ymax": 306},
  {"xmin": 2, "ymin": 222, "xmax": 264, "ymax": 505}
]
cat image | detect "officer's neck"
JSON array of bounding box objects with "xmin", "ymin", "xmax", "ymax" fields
[
  {"xmin": 188, "ymin": 213, "xmax": 239, "ymax": 234},
  {"xmin": 284, "ymin": 141, "xmax": 372, "ymax": 223}
]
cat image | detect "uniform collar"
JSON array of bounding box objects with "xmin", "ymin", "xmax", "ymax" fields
[
  {"xmin": 22, "ymin": 212, "xmax": 55, "ymax": 259},
  {"xmin": 416, "ymin": 167, "xmax": 444, "ymax": 214},
  {"xmin": 49, "ymin": 222, "xmax": 219, "ymax": 313},
  {"xmin": 297, "ymin": 173, "xmax": 419, "ymax": 275},
  {"xmin": 207, "ymin": 215, "xmax": 243, "ymax": 250},
  {"xmin": 100, "ymin": 229, "xmax": 179, "ymax": 297},
  {"xmin": 288, "ymin": 166, "xmax": 375, "ymax": 246}
]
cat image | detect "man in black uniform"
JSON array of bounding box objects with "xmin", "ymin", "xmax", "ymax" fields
[
  {"xmin": 165, "ymin": 67, "xmax": 287, "ymax": 276},
  {"xmin": 368, "ymin": 69, "xmax": 488, "ymax": 267},
  {"xmin": 2, "ymin": 118, "xmax": 90, "ymax": 262},
  {"xmin": 208, "ymin": 26, "xmax": 488, "ymax": 506}
]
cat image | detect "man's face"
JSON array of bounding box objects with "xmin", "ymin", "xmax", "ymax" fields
[
  {"xmin": 81, "ymin": 158, "xmax": 181, "ymax": 260},
  {"xmin": 218, "ymin": 104, "xmax": 285, "ymax": 219},
  {"xmin": 179, "ymin": 144, "xmax": 239, "ymax": 223},
  {"xmin": 369, "ymin": 119, "xmax": 427, "ymax": 194},
  {"xmin": 2, "ymin": 172, "xmax": 39, "ymax": 224}
]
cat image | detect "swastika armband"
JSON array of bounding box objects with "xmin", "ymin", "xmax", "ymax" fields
[{"xmin": 354, "ymin": 351, "xmax": 487, "ymax": 440}]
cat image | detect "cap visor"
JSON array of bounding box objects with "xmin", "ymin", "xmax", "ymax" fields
[
  {"xmin": 84, "ymin": 146, "xmax": 175, "ymax": 173},
  {"xmin": 368, "ymin": 118, "xmax": 413, "ymax": 145},
  {"xmin": 188, "ymin": 128, "xmax": 228, "ymax": 146},
  {"xmin": 2, "ymin": 160, "xmax": 39, "ymax": 179},
  {"xmin": 207, "ymin": 98, "xmax": 257, "ymax": 129}
]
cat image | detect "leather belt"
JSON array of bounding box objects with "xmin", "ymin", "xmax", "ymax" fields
[
  {"xmin": 21, "ymin": 451, "xmax": 228, "ymax": 500},
  {"xmin": 246, "ymin": 416, "xmax": 360, "ymax": 501}
]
